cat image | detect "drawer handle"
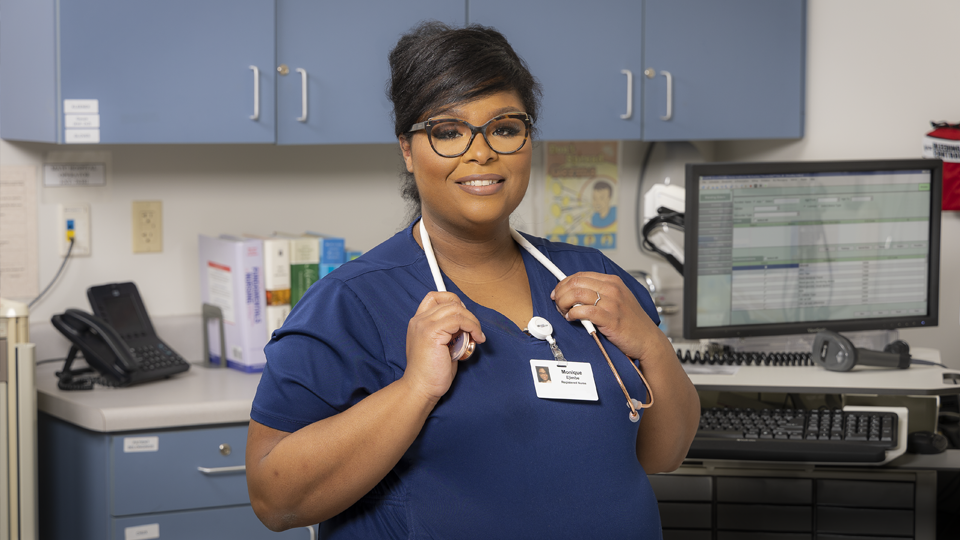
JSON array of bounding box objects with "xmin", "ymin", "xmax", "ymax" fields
[{"xmin": 197, "ymin": 465, "xmax": 246, "ymax": 475}]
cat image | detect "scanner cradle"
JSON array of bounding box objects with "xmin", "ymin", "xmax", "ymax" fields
[{"xmin": 812, "ymin": 330, "xmax": 911, "ymax": 372}]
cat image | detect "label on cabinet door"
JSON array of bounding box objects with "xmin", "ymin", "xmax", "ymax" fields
[
  {"xmin": 123, "ymin": 436, "xmax": 159, "ymax": 453},
  {"xmin": 64, "ymin": 99, "xmax": 99, "ymax": 114},
  {"xmin": 124, "ymin": 523, "xmax": 160, "ymax": 540},
  {"xmin": 65, "ymin": 114, "xmax": 100, "ymax": 128},
  {"xmin": 65, "ymin": 129, "xmax": 100, "ymax": 144},
  {"xmin": 64, "ymin": 100, "xmax": 100, "ymax": 143}
]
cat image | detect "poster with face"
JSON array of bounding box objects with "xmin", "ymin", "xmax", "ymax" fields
[{"xmin": 543, "ymin": 141, "xmax": 619, "ymax": 250}]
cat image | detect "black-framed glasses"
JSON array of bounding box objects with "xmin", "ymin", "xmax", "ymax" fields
[{"xmin": 408, "ymin": 113, "xmax": 532, "ymax": 158}]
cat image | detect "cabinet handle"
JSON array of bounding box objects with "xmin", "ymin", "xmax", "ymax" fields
[
  {"xmin": 297, "ymin": 68, "xmax": 308, "ymax": 122},
  {"xmin": 660, "ymin": 70, "xmax": 673, "ymax": 121},
  {"xmin": 249, "ymin": 65, "xmax": 260, "ymax": 121},
  {"xmin": 197, "ymin": 465, "xmax": 246, "ymax": 475},
  {"xmin": 620, "ymin": 69, "xmax": 633, "ymax": 120}
]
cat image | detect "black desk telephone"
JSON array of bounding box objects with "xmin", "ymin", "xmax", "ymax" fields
[{"xmin": 51, "ymin": 282, "xmax": 190, "ymax": 390}]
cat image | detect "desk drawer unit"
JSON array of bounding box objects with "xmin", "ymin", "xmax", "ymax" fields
[
  {"xmin": 39, "ymin": 413, "xmax": 307, "ymax": 540},
  {"xmin": 650, "ymin": 469, "xmax": 932, "ymax": 540}
]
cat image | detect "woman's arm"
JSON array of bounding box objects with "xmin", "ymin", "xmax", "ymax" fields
[
  {"xmin": 552, "ymin": 272, "xmax": 700, "ymax": 473},
  {"xmin": 246, "ymin": 292, "xmax": 485, "ymax": 530}
]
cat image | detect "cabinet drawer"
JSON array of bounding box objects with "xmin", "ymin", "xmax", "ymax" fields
[
  {"xmin": 816, "ymin": 479, "xmax": 914, "ymax": 509},
  {"xmin": 649, "ymin": 474, "xmax": 712, "ymax": 501},
  {"xmin": 717, "ymin": 477, "xmax": 812, "ymax": 505},
  {"xmin": 110, "ymin": 424, "xmax": 250, "ymax": 516},
  {"xmin": 660, "ymin": 502, "xmax": 712, "ymax": 529},
  {"xmin": 717, "ymin": 504, "xmax": 811, "ymax": 532},
  {"xmin": 816, "ymin": 507, "xmax": 914, "ymax": 537},
  {"xmin": 111, "ymin": 504, "xmax": 312, "ymax": 540}
]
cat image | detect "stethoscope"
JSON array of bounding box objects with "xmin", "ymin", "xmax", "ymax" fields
[{"xmin": 419, "ymin": 218, "xmax": 654, "ymax": 422}]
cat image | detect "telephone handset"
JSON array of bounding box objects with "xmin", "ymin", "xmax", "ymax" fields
[
  {"xmin": 51, "ymin": 281, "xmax": 190, "ymax": 389},
  {"xmin": 52, "ymin": 309, "xmax": 140, "ymax": 386}
]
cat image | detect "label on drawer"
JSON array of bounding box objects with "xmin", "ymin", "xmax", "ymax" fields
[
  {"xmin": 124, "ymin": 523, "xmax": 159, "ymax": 540},
  {"xmin": 123, "ymin": 436, "xmax": 159, "ymax": 453}
]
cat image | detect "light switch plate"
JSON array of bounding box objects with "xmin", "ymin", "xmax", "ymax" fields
[{"xmin": 132, "ymin": 200, "xmax": 163, "ymax": 253}]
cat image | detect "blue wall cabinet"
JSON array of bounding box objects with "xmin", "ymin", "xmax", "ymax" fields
[
  {"xmin": 642, "ymin": 0, "xmax": 805, "ymax": 141},
  {"xmin": 467, "ymin": 0, "xmax": 645, "ymax": 142},
  {"xmin": 276, "ymin": 1, "xmax": 467, "ymax": 145},
  {"xmin": 468, "ymin": 0, "xmax": 805, "ymax": 141},
  {"xmin": 0, "ymin": 0, "xmax": 277, "ymax": 144}
]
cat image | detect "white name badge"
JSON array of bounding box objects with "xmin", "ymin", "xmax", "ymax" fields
[{"xmin": 530, "ymin": 360, "xmax": 598, "ymax": 401}]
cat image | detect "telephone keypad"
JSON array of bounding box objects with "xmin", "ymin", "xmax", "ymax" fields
[{"xmin": 133, "ymin": 343, "xmax": 190, "ymax": 372}]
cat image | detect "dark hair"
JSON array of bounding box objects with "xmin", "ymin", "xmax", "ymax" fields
[
  {"xmin": 387, "ymin": 21, "xmax": 542, "ymax": 223},
  {"xmin": 593, "ymin": 181, "xmax": 613, "ymax": 194}
]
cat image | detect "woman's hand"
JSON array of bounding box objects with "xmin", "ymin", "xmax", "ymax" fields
[
  {"xmin": 403, "ymin": 291, "xmax": 485, "ymax": 402},
  {"xmin": 550, "ymin": 272, "xmax": 659, "ymax": 362}
]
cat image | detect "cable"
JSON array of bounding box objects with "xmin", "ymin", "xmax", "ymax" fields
[
  {"xmin": 640, "ymin": 206, "xmax": 684, "ymax": 275},
  {"xmin": 28, "ymin": 238, "xmax": 74, "ymax": 309},
  {"xmin": 634, "ymin": 142, "xmax": 657, "ymax": 253}
]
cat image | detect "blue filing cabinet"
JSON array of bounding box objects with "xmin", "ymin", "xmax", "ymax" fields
[
  {"xmin": 39, "ymin": 413, "xmax": 313, "ymax": 540},
  {"xmin": 468, "ymin": 0, "xmax": 806, "ymax": 142}
]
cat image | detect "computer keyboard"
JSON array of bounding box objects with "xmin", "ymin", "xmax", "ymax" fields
[
  {"xmin": 677, "ymin": 348, "xmax": 814, "ymax": 367},
  {"xmin": 688, "ymin": 406, "xmax": 905, "ymax": 464}
]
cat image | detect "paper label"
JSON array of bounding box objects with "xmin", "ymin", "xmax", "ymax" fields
[
  {"xmin": 65, "ymin": 129, "xmax": 100, "ymax": 144},
  {"xmin": 207, "ymin": 261, "xmax": 236, "ymax": 324},
  {"xmin": 43, "ymin": 163, "xmax": 106, "ymax": 187},
  {"xmin": 64, "ymin": 114, "xmax": 100, "ymax": 128},
  {"xmin": 124, "ymin": 523, "xmax": 160, "ymax": 540},
  {"xmin": 64, "ymin": 99, "xmax": 99, "ymax": 114},
  {"xmin": 123, "ymin": 436, "xmax": 159, "ymax": 453},
  {"xmin": 922, "ymin": 135, "xmax": 960, "ymax": 163}
]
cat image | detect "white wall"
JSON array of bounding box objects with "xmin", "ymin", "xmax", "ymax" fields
[
  {"xmin": 2, "ymin": 0, "xmax": 958, "ymax": 364},
  {"xmin": 715, "ymin": 0, "xmax": 960, "ymax": 361}
]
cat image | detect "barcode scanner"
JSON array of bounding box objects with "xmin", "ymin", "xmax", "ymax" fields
[{"xmin": 812, "ymin": 330, "xmax": 911, "ymax": 372}]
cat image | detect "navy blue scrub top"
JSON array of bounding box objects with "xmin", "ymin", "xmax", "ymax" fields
[{"xmin": 251, "ymin": 222, "xmax": 664, "ymax": 539}]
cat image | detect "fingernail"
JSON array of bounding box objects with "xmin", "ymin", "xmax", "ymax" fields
[{"xmin": 550, "ymin": 290, "xmax": 555, "ymax": 300}]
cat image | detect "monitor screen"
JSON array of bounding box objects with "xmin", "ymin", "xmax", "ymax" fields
[{"xmin": 683, "ymin": 159, "xmax": 942, "ymax": 340}]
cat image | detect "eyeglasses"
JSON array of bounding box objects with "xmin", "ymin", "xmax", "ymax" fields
[{"xmin": 408, "ymin": 113, "xmax": 532, "ymax": 158}]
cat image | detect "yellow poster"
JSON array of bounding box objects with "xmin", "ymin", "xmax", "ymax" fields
[{"xmin": 544, "ymin": 141, "xmax": 618, "ymax": 250}]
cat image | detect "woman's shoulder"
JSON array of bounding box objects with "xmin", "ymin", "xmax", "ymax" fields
[
  {"xmin": 327, "ymin": 224, "xmax": 422, "ymax": 282},
  {"xmin": 518, "ymin": 231, "xmax": 610, "ymax": 269}
]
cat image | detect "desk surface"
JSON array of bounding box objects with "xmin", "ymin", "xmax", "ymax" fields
[
  {"xmin": 36, "ymin": 360, "xmax": 260, "ymax": 432},
  {"xmin": 684, "ymin": 348, "xmax": 960, "ymax": 395}
]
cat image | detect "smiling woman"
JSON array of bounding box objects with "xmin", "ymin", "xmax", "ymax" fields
[{"xmin": 244, "ymin": 20, "xmax": 700, "ymax": 540}]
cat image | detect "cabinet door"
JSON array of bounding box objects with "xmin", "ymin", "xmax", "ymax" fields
[
  {"xmin": 467, "ymin": 0, "xmax": 644, "ymax": 141},
  {"xmin": 642, "ymin": 0, "xmax": 805, "ymax": 141},
  {"xmin": 59, "ymin": 0, "xmax": 276, "ymax": 143},
  {"xmin": 276, "ymin": 1, "xmax": 466, "ymax": 145}
]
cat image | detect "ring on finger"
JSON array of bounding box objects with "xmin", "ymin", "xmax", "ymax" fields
[{"xmin": 593, "ymin": 291, "xmax": 601, "ymax": 306}]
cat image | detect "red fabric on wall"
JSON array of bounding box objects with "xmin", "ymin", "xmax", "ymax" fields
[{"xmin": 923, "ymin": 123, "xmax": 960, "ymax": 211}]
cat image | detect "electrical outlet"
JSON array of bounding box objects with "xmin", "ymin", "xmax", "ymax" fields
[
  {"xmin": 58, "ymin": 203, "xmax": 91, "ymax": 257},
  {"xmin": 132, "ymin": 200, "xmax": 163, "ymax": 253}
]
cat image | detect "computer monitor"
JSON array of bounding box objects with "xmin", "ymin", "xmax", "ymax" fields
[{"xmin": 683, "ymin": 159, "xmax": 942, "ymax": 340}]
